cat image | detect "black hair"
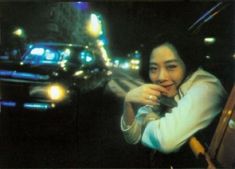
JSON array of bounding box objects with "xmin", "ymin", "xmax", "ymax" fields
[{"xmin": 139, "ymin": 30, "xmax": 205, "ymax": 82}]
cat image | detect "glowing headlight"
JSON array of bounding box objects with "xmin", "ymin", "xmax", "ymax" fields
[{"xmin": 47, "ymin": 84, "xmax": 66, "ymax": 101}]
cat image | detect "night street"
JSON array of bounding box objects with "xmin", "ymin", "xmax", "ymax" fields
[
  {"xmin": 0, "ymin": 68, "xmax": 150, "ymax": 168},
  {"xmin": 0, "ymin": 1, "xmax": 234, "ymax": 168}
]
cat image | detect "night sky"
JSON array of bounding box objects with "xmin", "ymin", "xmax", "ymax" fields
[
  {"xmin": 90, "ymin": 1, "xmax": 234, "ymax": 57},
  {"xmin": 0, "ymin": 1, "xmax": 233, "ymax": 57}
]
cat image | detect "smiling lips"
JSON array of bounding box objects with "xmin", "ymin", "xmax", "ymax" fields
[{"xmin": 163, "ymin": 84, "xmax": 174, "ymax": 91}]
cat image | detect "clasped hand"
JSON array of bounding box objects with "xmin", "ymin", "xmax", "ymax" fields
[{"xmin": 125, "ymin": 84, "xmax": 168, "ymax": 106}]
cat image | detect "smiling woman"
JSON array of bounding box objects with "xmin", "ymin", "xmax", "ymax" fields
[
  {"xmin": 148, "ymin": 43, "xmax": 186, "ymax": 97},
  {"xmin": 120, "ymin": 30, "xmax": 227, "ymax": 168},
  {"xmin": 140, "ymin": 31, "xmax": 205, "ymax": 83}
]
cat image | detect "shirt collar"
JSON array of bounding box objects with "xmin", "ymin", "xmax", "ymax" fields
[{"xmin": 175, "ymin": 68, "xmax": 206, "ymax": 101}]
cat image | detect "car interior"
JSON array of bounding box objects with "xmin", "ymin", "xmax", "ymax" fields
[{"xmin": 186, "ymin": 1, "xmax": 235, "ymax": 168}]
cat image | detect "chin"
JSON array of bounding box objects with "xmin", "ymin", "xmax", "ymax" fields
[{"xmin": 167, "ymin": 90, "xmax": 178, "ymax": 98}]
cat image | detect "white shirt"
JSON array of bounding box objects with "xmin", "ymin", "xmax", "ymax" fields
[{"xmin": 121, "ymin": 68, "xmax": 227, "ymax": 153}]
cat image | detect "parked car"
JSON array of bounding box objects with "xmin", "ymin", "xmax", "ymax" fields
[{"xmin": 0, "ymin": 42, "xmax": 112, "ymax": 136}]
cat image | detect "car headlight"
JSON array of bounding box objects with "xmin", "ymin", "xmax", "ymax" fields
[{"xmin": 47, "ymin": 84, "xmax": 66, "ymax": 101}]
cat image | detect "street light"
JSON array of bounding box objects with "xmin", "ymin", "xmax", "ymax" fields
[
  {"xmin": 204, "ymin": 37, "xmax": 216, "ymax": 45},
  {"xmin": 13, "ymin": 28, "xmax": 24, "ymax": 37},
  {"xmin": 13, "ymin": 27, "xmax": 26, "ymax": 40},
  {"xmin": 86, "ymin": 13, "xmax": 102, "ymax": 37}
]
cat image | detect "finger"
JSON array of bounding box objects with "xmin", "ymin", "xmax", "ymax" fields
[
  {"xmin": 147, "ymin": 99, "xmax": 159, "ymax": 106},
  {"xmin": 148, "ymin": 84, "xmax": 168, "ymax": 94},
  {"xmin": 145, "ymin": 99, "xmax": 158, "ymax": 106},
  {"xmin": 146, "ymin": 94, "xmax": 157, "ymax": 102},
  {"xmin": 148, "ymin": 89, "xmax": 162, "ymax": 97},
  {"xmin": 145, "ymin": 94, "xmax": 160, "ymax": 105}
]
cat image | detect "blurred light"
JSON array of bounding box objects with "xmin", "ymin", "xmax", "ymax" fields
[
  {"xmin": 60, "ymin": 60, "xmax": 68, "ymax": 69},
  {"xmin": 52, "ymin": 72, "xmax": 59, "ymax": 76},
  {"xmin": 86, "ymin": 13, "xmax": 102, "ymax": 37},
  {"xmin": 205, "ymin": 55, "xmax": 211, "ymax": 59},
  {"xmin": 80, "ymin": 51, "xmax": 86, "ymax": 59},
  {"xmin": 51, "ymin": 103, "xmax": 55, "ymax": 108},
  {"xmin": 15, "ymin": 72, "xmax": 49, "ymax": 80},
  {"xmin": 97, "ymin": 40, "xmax": 105, "ymax": 47},
  {"xmin": 45, "ymin": 49, "xmax": 56, "ymax": 60},
  {"xmin": 0, "ymin": 70, "xmax": 49, "ymax": 80},
  {"xmin": 30, "ymin": 48, "xmax": 44, "ymax": 55},
  {"xmin": 80, "ymin": 51, "xmax": 94, "ymax": 63},
  {"xmin": 99, "ymin": 34, "xmax": 108, "ymax": 45},
  {"xmin": 28, "ymin": 44, "xmax": 33, "ymax": 49},
  {"xmin": 72, "ymin": 2, "xmax": 89, "ymax": 11},
  {"xmin": 24, "ymin": 103, "xmax": 50, "ymax": 110},
  {"xmin": 131, "ymin": 65, "xmax": 139, "ymax": 70},
  {"xmin": 130, "ymin": 59, "xmax": 140, "ymax": 64},
  {"xmin": 106, "ymin": 70, "xmax": 112, "ymax": 76},
  {"xmin": 64, "ymin": 48, "xmax": 71, "ymax": 55},
  {"xmin": 120, "ymin": 62, "xmax": 129, "ymax": 69},
  {"xmin": 130, "ymin": 59, "xmax": 140, "ymax": 70},
  {"xmin": 204, "ymin": 37, "xmax": 216, "ymax": 44},
  {"xmin": 99, "ymin": 46, "xmax": 110, "ymax": 65},
  {"xmin": 47, "ymin": 84, "xmax": 66, "ymax": 101},
  {"xmin": 29, "ymin": 86, "xmax": 46, "ymax": 97},
  {"xmin": 106, "ymin": 61, "xmax": 113, "ymax": 67},
  {"xmin": 12, "ymin": 72, "xmax": 40, "ymax": 80},
  {"xmin": 0, "ymin": 101, "xmax": 16, "ymax": 107},
  {"xmin": 13, "ymin": 28, "xmax": 23, "ymax": 36},
  {"xmin": 74, "ymin": 70, "xmax": 84, "ymax": 76},
  {"xmin": 86, "ymin": 55, "xmax": 92, "ymax": 62},
  {"xmin": 0, "ymin": 70, "xmax": 12, "ymax": 76},
  {"xmin": 114, "ymin": 60, "xmax": 120, "ymax": 64},
  {"xmin": 134, "ymin": 52, "xmax": 141, "ymax": 58},
  {"xmin": 233, "ymin": 53, "xmax": 235, "ymax": 59}
]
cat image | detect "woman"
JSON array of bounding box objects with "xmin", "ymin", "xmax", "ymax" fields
[{"xmin": 120, "ymin": 32, "xmax": 227, "ymax": 167}]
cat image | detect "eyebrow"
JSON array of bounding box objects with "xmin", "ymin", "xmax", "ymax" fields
[{"xmin": 149, "ymin": 59, "xmax": 180, "ymax": 66}]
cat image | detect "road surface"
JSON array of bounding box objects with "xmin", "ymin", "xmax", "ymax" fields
[{"xmin": 0, "ymin": 67, "xmax": 150, "ymax": 168}]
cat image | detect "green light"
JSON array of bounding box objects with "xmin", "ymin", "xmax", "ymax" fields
[
  {"xmin": 64, "ymin": 48, "xmax": 71, "ymax": 55},
  {"xmin": 204, "ymin": 37, "xmax": 216, "ymax": 44}
]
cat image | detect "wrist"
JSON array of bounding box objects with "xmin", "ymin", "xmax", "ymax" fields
[{"xmin": 124, "ymin": 93, "xmax": 130, "ymax": 103}]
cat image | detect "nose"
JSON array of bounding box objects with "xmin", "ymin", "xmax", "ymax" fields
[{"xmin": 157, "ymin": 68, "xmax": 170, "ymax": 83}]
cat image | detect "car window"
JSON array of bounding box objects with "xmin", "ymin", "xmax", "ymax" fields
[{"xmin": 23, "ymin": 47, "xmax": 60, "ymax": 65}]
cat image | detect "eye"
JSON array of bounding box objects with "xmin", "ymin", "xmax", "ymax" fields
[
  {"xmin": 167, "ymin": 64, "xmax": 177, "ymax": 70},
  {"xmin": 149, "ymin": 66, "xmax": 158, "ymax": 73}
]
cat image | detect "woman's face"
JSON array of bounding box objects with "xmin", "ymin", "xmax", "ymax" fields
[{"xmin": 149, "ymin": 43, "xmax": 186, "ymax": 97}]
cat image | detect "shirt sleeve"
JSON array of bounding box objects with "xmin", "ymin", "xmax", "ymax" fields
[
  {"xmin": 120, "ymin": 106, "xmax": 161, "ymax": 144},
  {"xmin": 120, "ymin": 116, "xmax": 141, "ymax": 144},
  {"xmin": 141, "ymin": 81, "xmax": 226, "ymax": 153}
]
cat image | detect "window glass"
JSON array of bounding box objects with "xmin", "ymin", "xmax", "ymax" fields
[{"xmin": 23, "ymin": 47, "xmax": 60, "ymax": 65}]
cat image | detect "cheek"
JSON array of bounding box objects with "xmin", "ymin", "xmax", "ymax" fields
[
  {"xmin": 149, "ymin": 72, "xmax": 156, "ymax": 82},
  {"xmin": 174, "ymin": 70, "xmax": 186, "ymax": 86},
  {"xmin": 149, "ymin": 74, "xmax": 153, "ymax": 82}
]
